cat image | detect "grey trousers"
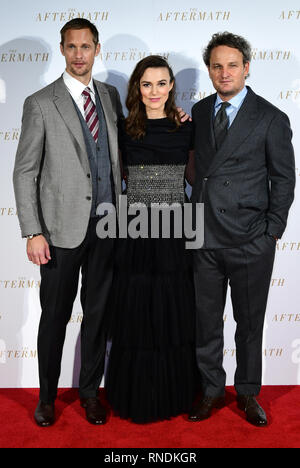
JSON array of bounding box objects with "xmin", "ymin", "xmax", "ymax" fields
[{"xmin": 193, "ymin": 233, "xmax": 276, "ymax": 397}]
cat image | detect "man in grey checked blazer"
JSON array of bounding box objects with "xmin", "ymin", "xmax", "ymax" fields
[{"xmin": 13, "ymin": 18, "xmax": 124, "ymax": 427}]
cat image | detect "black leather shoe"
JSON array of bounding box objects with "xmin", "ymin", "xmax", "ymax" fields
[
  {"xmin": 81, "ymin": 397, "xmax": 107, "ymax": 425},
  {"xmin": 34, "ymin": 400, "xmax": 55, "ymax": 427},
  {"xmin": 188, "ymin": 396, "xmax": 225, "ymax": 422},
  {"xmin": 237, "ymin": 395, "xmax": 268, "ymax": 427}
]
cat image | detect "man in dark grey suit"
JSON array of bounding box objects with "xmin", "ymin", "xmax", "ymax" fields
[
  {"xmin": 189, "ymin": 32, "xmax": 295, "ymax": 426},
  {"xmin": 13, "ymin": 19, "xmax": 123, "ymax": 426}
]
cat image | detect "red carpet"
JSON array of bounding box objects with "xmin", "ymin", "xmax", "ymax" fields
[{"xmin": 0, "ymin": 386, "xmax": 299, "ymax": 448}]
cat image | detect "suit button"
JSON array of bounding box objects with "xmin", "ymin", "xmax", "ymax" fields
[
  {"xmin": 86, "ymin": 196, "xmax": 91, "ymax": 201},
  {"xmin": 224, "ymin": 181, "xmax": 230, "ymax": 186},
  {"xmin": 203, "ymin": 177, "xmax": 208, "ymax": 182},
  {"xmin": 87, "ymin": 174, "xmax": 91, "ymax": 178},
  {"xmin": 219, "ymin": 208, "xmax": 226, "ymax": 213},
  {"xmin": 98, "ymin": 177, "xmax": 101, "ymax": 181}
]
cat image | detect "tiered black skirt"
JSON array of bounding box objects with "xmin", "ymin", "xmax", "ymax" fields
[{"xmin": 105, "ymin": 230, "xmax": 198, "ymax": 423}]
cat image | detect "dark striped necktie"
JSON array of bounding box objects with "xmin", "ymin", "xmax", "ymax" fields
[
  {"xmin": 82, "ymin": 87, "xmax": 99, "ymax": 143},
  {"xmin": 214, "ymin": 101, "xmax": 230, "ymax": 150}
]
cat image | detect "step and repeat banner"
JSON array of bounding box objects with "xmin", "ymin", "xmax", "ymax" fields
[{"xmin": 0, "ymin": 0, "xmax": 299, "ymax": 388}]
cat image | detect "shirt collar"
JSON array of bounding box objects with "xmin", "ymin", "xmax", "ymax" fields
[
  {"xmin": 63, "ymin": 70, "xmax": 95, "ymax": 99},
  {"xmin": 215, "ymin": 86, "xmax": 248, "ymax": 109}
]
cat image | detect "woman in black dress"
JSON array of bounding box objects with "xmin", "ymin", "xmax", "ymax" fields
[{"xmin": 105, "ymin": 56, "xmax": 197, "ymax": 423}]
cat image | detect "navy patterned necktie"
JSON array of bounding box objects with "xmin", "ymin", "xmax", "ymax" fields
[
  {"xmin": 214, "ymin": 102, "xmax": 230, "ymax": 150},
  {"xmin": 82, "ymin": 87, "xmax": 99, "ymax": 143}
]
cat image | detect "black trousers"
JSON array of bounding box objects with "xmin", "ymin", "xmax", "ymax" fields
[
  {"xmin": 193, "ymin": 234, "xmax": 276, "ymax": 398},
  {"xmin": 38, "ymin": 218, "xmax": 114, "ymax": 403}
]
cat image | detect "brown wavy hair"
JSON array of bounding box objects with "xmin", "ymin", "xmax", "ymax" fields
[{"xmin": 125, "ymin": 55, "xmax": 181, "ymax": 140}]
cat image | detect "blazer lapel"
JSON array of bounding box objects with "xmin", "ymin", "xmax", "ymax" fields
[
  {"xmin": 94, "ymin": 81, "xmax": 116, "ymax": 127},
  {"xmin": 201, "ymin": 95, "xmax": 216, "ymax": 154},
  {"xmin": 52, "ymin": 77, "xmax": 90, "ymax": 173},
  {"xmin": 94, "ymin": 80, "xmax": 118, "ymax": 166},
  {"xmin": 206, "ymin": 87, "xmax": 263, "ymax": 176}
]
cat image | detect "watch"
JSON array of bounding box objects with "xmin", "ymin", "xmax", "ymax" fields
[{"xmin": 25, "ymin": 233, "xmax": 42, "ymax": 239}]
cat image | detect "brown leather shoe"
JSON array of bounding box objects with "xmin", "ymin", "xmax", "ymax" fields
[
  {"xmin": 188, "ymin": 396, "xmax": 225, "ymax": 422},
  {"xmin": 237, "ymin": 395, "xmax": 267, "ymax": 427},
  {"xmin": 81, "ymin": 397, "xmax": 107, "ymax": 425},
  {"xmin": 34, "ymin": 400, "xmax": 55, "ymax": 427}
]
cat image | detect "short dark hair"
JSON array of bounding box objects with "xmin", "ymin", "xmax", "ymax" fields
[
  {"xmin": 60, "ymin": 18, "xmax": 99, "ymax": 46},
  {"xmin": 203, "ymin": 31, "xmax": 252, "ymax": 66}
]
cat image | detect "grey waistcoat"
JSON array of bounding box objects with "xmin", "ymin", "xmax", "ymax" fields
[{"xmin": 73, "ymin": 90, "xmax": 113, "ymax": 217}]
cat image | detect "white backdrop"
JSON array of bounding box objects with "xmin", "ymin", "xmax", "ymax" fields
[{"xmin": 0, "ymin": 0, "xmax": 299, "ymax": 388}]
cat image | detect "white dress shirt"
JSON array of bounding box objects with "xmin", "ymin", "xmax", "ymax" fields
[{"xmin": 63, "ymin": 70, "xmax": 96, "ymax": 118}]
